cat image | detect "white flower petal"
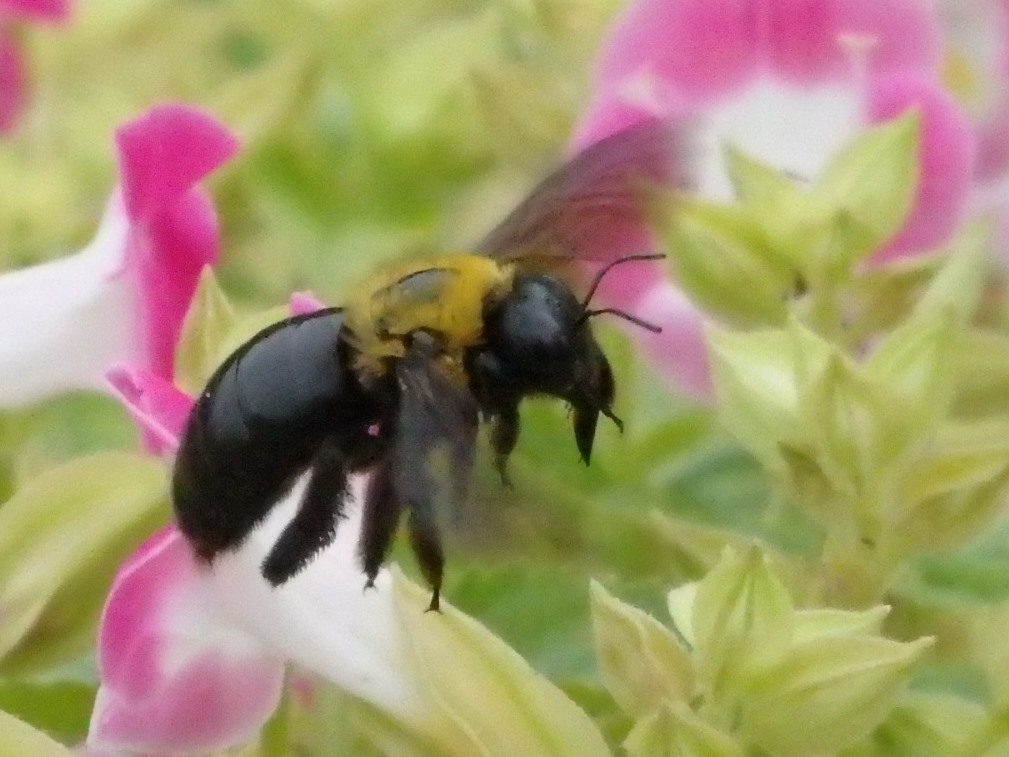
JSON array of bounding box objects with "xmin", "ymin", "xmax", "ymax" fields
[
  {"xmin": 0, "ymin": 193, "xmax": 135, "ymax": 406},
  {"xmin": 697, "ymin": 77, "xmax": 862, "ymax": 201}
]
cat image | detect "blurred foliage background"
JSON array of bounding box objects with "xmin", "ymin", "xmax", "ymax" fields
[{"xmin": 7, "ymin": 0, "xmax": 1009, "ymax": 754}]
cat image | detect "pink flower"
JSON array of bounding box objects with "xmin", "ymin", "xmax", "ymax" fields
[
  {"xmin": 571, "ymin": 0, "xmax": 977, "ymax": 400},
  {"xmin": 0, "ymin": 0, "xmax": 72, "ymax": 132},
  {"xmin": 0, "ymin": 104, "xmax": 239, "ymax": 419},
  {"xmin": 89, "ymin": 333, "xmax": 416, "ymax": 755}
]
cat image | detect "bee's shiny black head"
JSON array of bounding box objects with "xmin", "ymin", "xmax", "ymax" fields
[{"xmin": 469, "ymin": 272, "xmax": 619, "ymax": 464}]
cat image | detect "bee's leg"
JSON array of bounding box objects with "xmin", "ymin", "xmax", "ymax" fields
[
  {"xmin": 490, "ymin": 403, "xmax": 520, "ymax": 488},
  {"xmin": 572, "ymin": 404, "xmax": 600, "ymax": 466},
  {"xmin": 261, "ymin": 438, "xmax": 348, "ymax": 586},
  {"xmin": 468, "ymin": 351, "xmax": 520, "ymax": 487},
  {"xmin": 359, "ymin": 459, "xmax": 403, "ymax": 591},
  {"xmin": 393, "ymin": 445, "xmax": 444, "ymax": 612},
  {"xmin": 408, "ymin": 498, "xmax": 444, "ymax": 613},
  {"xmin": 447, "ymin": 407, "xmax": 479, "ymax": 522}
]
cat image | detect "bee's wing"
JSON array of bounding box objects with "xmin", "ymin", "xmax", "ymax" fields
[
  {"xmin": 391, "ymin": 336, "xmax": 479, "ymax": 511},
  {"xmin": 379, "ymin": 338, "xmax": 479, "ymax": 607},
  {"xmin": 475, "ymin": 118, "xmax": 693, "ymax": 266}
]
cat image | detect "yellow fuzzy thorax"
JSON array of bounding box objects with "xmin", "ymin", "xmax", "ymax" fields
[{"xmin": 345, "ymin": 254, "xmax": 514, "ymax": 378}]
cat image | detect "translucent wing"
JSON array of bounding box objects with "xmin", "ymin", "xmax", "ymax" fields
[
  {"xmin": 378, "ymin": 333, "xmax": 479, "ymax": 610},
  {"xmin": 475, "ymin": 118, "xmax": 692, "ymax": 265}
]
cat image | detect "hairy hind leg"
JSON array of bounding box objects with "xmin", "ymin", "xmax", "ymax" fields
[
  {"xmin": 261, "ymin": 439, "xmax": 349, "ymax": 586},
  {"xmin": 359, "ymin": 460, "xmax": 404, "ymax": 590}
]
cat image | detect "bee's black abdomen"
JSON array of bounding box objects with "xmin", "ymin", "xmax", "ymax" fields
[{"xmin": 172, "ymin": 309, "xmax": 384, "ymax": 562}]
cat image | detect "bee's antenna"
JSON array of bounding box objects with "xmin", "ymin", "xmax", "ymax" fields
[
  {"xmin": 579, "ymin": 253, "xmax": 666, "ymax": 311},
  {"xmin": 577, "ymin": 308, "xmax": 663, "ymax": 333},
  {"xmin": 574, "ymin": 253, "xmax": 665, "ymax": 333}
]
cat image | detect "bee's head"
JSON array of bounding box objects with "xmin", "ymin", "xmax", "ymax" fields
[{"xmin": 473, "ymin": 260, "xmax": 660, "ymax": 464}]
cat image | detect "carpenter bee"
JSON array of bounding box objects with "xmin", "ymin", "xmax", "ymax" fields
[{"xmin": 172, "ymin": 119, "xmax": 687, "ymax": 610}]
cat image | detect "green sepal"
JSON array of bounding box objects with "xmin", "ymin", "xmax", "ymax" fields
[
  {"xmin": 722, "ymin": 145, "xmax": 825, "ymax": 275},
  {"xmin": 660, "ymin": 195, "xmax": 790, "ymax": 325},
  {"xmin": 795, "ymin": 350, "xmax": 896, "ymax": 504},
  {"xmin": 740, "ymin": 635, "xmax": 933, "ymax": 754},
  {"xmin": 175, "ymin": 267, "xmax": 291, "ymax": 393},
  {"xmin": 691, "ymin": 547, "xmax": 795, "ymax": 698},
  {"xmin": 892, "ymin": 420, "xmax": 1009, "ymax": 553},
  {"xmin": 174, "ymin": 266, "xmax": 238, "ymax": 394},
  {"xmin": 0, "ymin": 679, "xmax": 95, "ymax": 746},
  {"xmin": 910, "ymin": 221, "xmax": 988, "ymax": 325},
  {"xmin": 792, "ymin": 605, "xmax": 890, "ymax": 642},
  {"xmin": 845, "ymin": 252, "xmax": 943, "ymax": 340},
  {"xmin": 214, "ymin": 52, "xmax": 318, "ymax": 150},
  {"xmin": 0, "ymin": 709, "xmax": 73, "ymax": 756},
  {"xmin": 589, "ymin": 581, "xmax": 695, "ymax": 718},
  {"xmin": 391, "ymin": 570, "xmax": 610, "ymax": 757},
  {"xmin": 863, "ymin": 308, "xmax": 957, "ymax": 440},
  {"xmin": 707, "ymin": 318, "xmax": 832, "ymax": 469},
  {"xmin": 624, "ymin": 701, "xmax": 744, "ymax": 757},
  {"xmin": 808, "ymin": 110, "xmax": 920, "ymax": 272},
  {"xmin": 857, "ymin": 691, "xmax": 989, "ymax": 756},
  {"xmin": 0, "ymin": 453, "xmax": 166, "ymax": 675}
]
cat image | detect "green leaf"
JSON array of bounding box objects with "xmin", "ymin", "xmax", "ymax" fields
[
  {"xmin": 589, "ymin": 581, "xmax": 695, "ymax": 718},
  {"xmin": 908, "ymin": 520, "xmax": 1009, "ymax": 603},
  {"xmin": 810, "ymin": 110, "xmax": 920, "ymax": 269},
  {"xmin": 392, "ymin": 570, "xmax": 611, "ymax": 757},
  {"xmin": 0, "ymin": 710, "xmax": 72, "ymax": 756},
  {"xmin": 0, "ymin": 453, "xmax": 167, "ymax": 675}
]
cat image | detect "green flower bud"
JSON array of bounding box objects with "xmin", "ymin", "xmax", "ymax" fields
[{"xmin": 590, "ymin": 581, "xmax": 695, "ymax": 718}]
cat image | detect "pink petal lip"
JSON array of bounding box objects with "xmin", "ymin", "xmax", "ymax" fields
[
  {"xmin": 114, "ymin": 104, "xmax": 240, "ymax": 383},
  {"xmin": 116, "ymin": 104, "xmax": 240, "ymax": 224},
  {"xmin": 90, "ymin": 527, "xmax": 286, "ymax": 755},
  {"xmin": 592, "ymin": 0, "xmax": 941, "ymax": 109},
  {"xmin": 0, "ymin": 0, "xmax": 71, "ymax": 22},
  {"xmin": 0, "ymin": 35, "xmax": 26, "ymax": 133},
  {"xmin": 105, "ymin": 365, "xmax": 194, "ymax": 453}
]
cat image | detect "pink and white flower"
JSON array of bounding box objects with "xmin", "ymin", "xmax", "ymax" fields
[
  {"xmin": 89, "ymin": 363, "xmax": 615, "ymax": 756},
  {"xmin": 0, "ymin": 0, "xmax": 72, "ymax": 133},
  {"xmin": 0, "ymin": 104, "xmax": 239, "ymax": 414},
  {"xmin": 87, "ymin": 370, "xmax": 414, "ymax": 753},
  {"xmin": 572, "ymin": 0, "xmax": 979, "ymax": 400}
]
